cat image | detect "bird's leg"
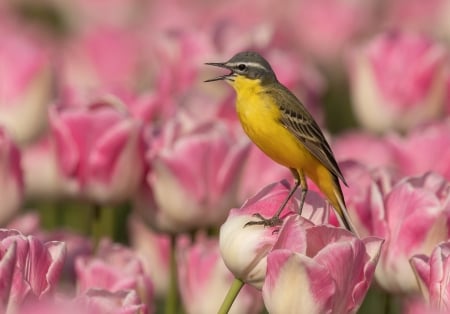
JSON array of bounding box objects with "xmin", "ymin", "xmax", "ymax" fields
[
  {"xmin": 297, "ymin": 170, "xmax": 308, "ymax": 215},
  {"xmin": 245, "ymin": 169, "xmax": 300, "ymax": 227}
]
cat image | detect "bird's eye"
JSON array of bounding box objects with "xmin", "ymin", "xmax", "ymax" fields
[{"xmin": 237, "ymin": 63, "xmax": 247, "ymax": 71}]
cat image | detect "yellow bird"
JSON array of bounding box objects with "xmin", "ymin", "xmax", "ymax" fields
[{"xmin": 205, "ymin": 51, "xmax": 354, "ymax": 232}]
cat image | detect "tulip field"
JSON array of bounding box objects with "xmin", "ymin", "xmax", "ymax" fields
[{"xmin": 0, "ymin": 0, "xmax": 450, "ymax": 313}]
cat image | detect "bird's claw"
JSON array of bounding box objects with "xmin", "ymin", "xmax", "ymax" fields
[{"xmin": 244, "ymin": 213, "xmax": 283, "ymax": 228}]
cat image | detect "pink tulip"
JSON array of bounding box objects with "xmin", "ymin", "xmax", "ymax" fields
[
  {"xmin": 219, "ymin": 180, "xmax": 329, "ymax": 289},
  {"xmin": 75, "ymin": 239, "xmax": 154, "ymax": 309},
  {"xmin": 0, "ymin": 25, "xmax": 52, "ymax": 143},
  {"xmin": 262, "ymin": 226, "xmax": 383, "ymax": 314},
  {"xmin": 339, "ymin": 161, "xmax": 399, "ymax": 237},
  {"xmin": 411, "ymin": 241, "xmax": 450, "ymax": 311},
  {"xmin": 347, "ymin": 171, "xmax": 450, "ymax": 293},
  {"xmin": 128, "ymin": 215, "xmax": 170, "ymax": 297},
  {"xmin": 387, "ymin": 119, "xmax": 450, "ymax": 180},
  {"xmin": 348, "ymin": 31, "xmax": 449, "ymax": 132},
  {"xmin": 177, "ymin": 235, "xmax": 263, "ymax": 314},
  {"xmin": 60, "ymin": 26, "xmax": 144, "ymax": 98},
  {"xmin": 0, "ymin": 129, "xmax": 23, "ymax": 224},
  {"xmin": 0, "ymin": 229, "xmax": 66, "ymax": 311},
  {"xmin": 136, "ymin": 116, "xmax": 250, "ymax": 232},
  {"xmin": 49, "ymin": 102, "xmax": 145, "ymax": 203}
]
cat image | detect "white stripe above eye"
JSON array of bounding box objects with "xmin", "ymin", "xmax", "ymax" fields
[{"xmin": 227, "ymin": 61, "xmax": 269, "ymax": 71}]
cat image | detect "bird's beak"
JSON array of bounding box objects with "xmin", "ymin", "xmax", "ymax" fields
[{"xmin": 204, "ymin": 62, "xmax": 233, "ymax": 82}]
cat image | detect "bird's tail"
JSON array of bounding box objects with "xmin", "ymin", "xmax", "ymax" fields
[{"xmin": 329, "ymin": 178, "xmax": 359, "ymax": 237}]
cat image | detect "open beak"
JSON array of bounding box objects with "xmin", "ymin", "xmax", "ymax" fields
[{"xmin": 204, "ymin": 62, "xmax": 233, "ymax": 82}]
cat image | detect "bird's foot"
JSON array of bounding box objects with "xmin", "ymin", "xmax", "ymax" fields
[{"xmin": 244, "ymin": 213, "xmax": 283, "ymax": 228}]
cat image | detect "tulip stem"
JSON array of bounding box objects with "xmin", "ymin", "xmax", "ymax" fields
[
  {"xmin": 165, "ymin": 235, "xmax": 180, "ymax": 314},
  {"xmin": 91, "ymin": 205, "xmax": 115, "ymax": 249},
  {"xmin": 218, "ymin": 277, "xmax": 245, "ymax": 314}
]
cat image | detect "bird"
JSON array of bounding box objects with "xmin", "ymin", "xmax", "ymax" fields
[{"xmin": 205, "ymin": 51, "xmax": 355, "ymax": 232}]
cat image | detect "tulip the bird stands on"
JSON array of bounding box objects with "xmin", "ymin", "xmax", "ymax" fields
[{"xmin": 205, "ymin": 51, "xmax": 355, "ymax": 233}]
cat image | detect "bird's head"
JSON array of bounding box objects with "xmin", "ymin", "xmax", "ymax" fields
[{"xmin": 205, "ymin": 51, "xmax": 277, "ymax": 88}]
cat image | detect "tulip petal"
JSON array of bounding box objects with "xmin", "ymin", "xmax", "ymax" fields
[
  {"xmin": 410, "ymin": 254, "xmax": 431, "ymax": 301},
  {"xmin": 429, "ymin": 243, "xmax": 450, "ymax": 309},
  {"xmin": 88, "ymin": 120, "xmax": 135, "ymax": 182},
  {"xmin": 272, "ymin": 215, "xmax": 310, "ymax": 254},
  {"xmin": 50, "ymin": 108, "xmax": 80, "ymax": 177},
  {"xmin": 263, "ymin": 250, "xmax": 335, "ymax": 314},
  {"xmin": 28, "ymin": 237, "xmax": 66, "ymax": 297},
  {"xmin": 385, "ymin": 182, "xmax": 442, "ymax": 255},
  {"xmin": 0, "ymin": 243, "xmax": 17, "ymax": 311}
]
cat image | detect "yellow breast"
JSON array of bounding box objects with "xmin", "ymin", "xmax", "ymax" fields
[{"xmin": 229, "ymin": 76, "xmax": 312, "ymax": 168}]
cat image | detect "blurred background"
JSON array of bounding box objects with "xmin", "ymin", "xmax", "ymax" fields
[{"xmin": 1, "ymin": 0, "xmax": 450, "ymax": 313}]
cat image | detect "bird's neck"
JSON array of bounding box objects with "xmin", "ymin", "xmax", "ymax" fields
[{"xmin": 229, "ymin": 76, "xmax": 264, "ymax": 100}]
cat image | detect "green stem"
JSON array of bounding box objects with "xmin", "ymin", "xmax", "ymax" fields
[
  {"xmin": 91, "ymin": 205, "xmax": 102, "ymax": 249},
  {"xmin": 91, "ymin": 205, "xmax": 115, "ymax": 249},
  {"xmin": 165, "ymin": 235, "xmax": 180, "ymax": 314},
  {"xmin": 218, "ymin": 277, "xmax": 245, "ymax": 314}
]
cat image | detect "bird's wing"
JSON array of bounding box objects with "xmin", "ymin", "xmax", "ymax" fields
[{"xmin": 267, "ymin": 86, "xmax": 347, "ymax": 185}]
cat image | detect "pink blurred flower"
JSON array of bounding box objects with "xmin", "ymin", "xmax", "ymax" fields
[
  {"xmin": 75, "ymin": 239, "xmax": 154, "ymax": 309},
  {"xmin": 262, "ymin": 226, "xmax": 383, "ymax": 314},
  {"xmin": 127, "ymin": 215, "xmax": 170, "ymax": 297},
  {"xmin": 147, "ymin": 30, "xmax": 216, "ymax": 98},
  {"xmin": 6, "ymin": 212, "xmax": 40, "ymax": 235},
  {"xmin": 348, "ymin": 31, "xmax": 449, "ymax": 132},
  {"xmin": 340, "ymin": 161, "xmax": 399, "ymax": 237},
  {"xmin": 60, "ymin": 26, "xmax": 144, "ymax": 101},
  {"xmin": 334, "ymin": 120, "xmax": 450, "ymax": 181},
  {"xmin": 49, "ymin": 102, "xmax": 145, "ymax": 203},
  {"xmin": 17, "ymin": 289, "xmax": 148, "ymax": 314},
  {"xmin": 383, "ymin": 0, "xmax": 450, "ymax": 38},
  {"xmin": 78, "ymin": 289, "xmax": 148, "ymax": 314},
  {"xmin": 387, "ymin": 119, "xmax": 450, "ymax": 180},
  {"xmin": 219, "ymin": 180, "xmax": 329, "ymax": 289},
  {"xmin": 236, "ymin": 145, "xmax": 291, "ymax": 203},
  {"xmin": 347, "ymin": 171, "xmax": 450, "ymax": 293},
  {"xmin": 177, "ymin": 235, "xmax": 263, "ymax": 314},
  {"xmin": 136, "ymin": 116, "xmax": 250, "ymax": 233},
  {"xmin": 411, "ymin": 241, "xmax": 450, "ymax": 311},
  {"xmin": 285, "ymin": 0, "xmax": 377, "ymax": 64},
  {"xmin": 0, "ymin": 25, "xmax": 52, "ymax": 143},
  {"xmin": 49, "ymin": 0, "xmax": 144, "ymax": 29},
  {"xmin": 332, "ymin": 132, "xmax": 397, "ymax": 170},
  {"xmin": 21, "ymin": 135, "xmax": 73, "ymax": 200},
  {"xmin": 0, "ymin": 129, "xmax": 23, "ymax": 224},
  {"xmin": 16, "ymin": 298, "xmax": 85, "ymax": 314},
  {"xmin": 0, "ymin": 229, "xmax": 66, "ymax": 312},
  {"xmin": 127, "ymin": 91, "xmax": 176, "ymax": 126}
]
